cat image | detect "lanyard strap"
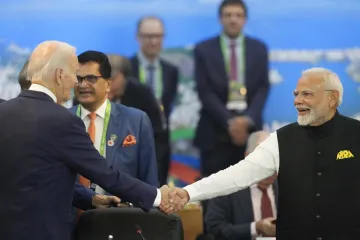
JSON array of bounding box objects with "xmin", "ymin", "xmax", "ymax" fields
[
  {"xmin": 76, "ymin": 100, "xmax": 112, "ymax": 157},
  {"xmin": 139, "ymin": 64, "xmax": 163, "ymax": 99},
  {"xmin": 220, "ymin": 35, "xmax": 246, "ymax": 82}
]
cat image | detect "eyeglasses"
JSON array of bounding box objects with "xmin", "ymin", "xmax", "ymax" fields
[{"xmin": 76, "ymin": 75, "xmax": 103, "ymax": 85}]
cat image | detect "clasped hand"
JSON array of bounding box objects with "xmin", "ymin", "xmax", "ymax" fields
[{"xmin": 158, "ymin": 185, "xmax": 190, "ymax": 214}]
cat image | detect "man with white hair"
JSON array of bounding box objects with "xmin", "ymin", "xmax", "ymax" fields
[
  {"xmin": 169, "ymin": 67, "xmax": 360, "ymax": 239},
  {"xmin": 0, "ymin": 41, "xmax": 174, "ymax": 240}
]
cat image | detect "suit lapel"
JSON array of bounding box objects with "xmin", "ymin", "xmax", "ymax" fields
[
  {"xmin": 160, "ymin": 60, "xmax": 168, "ymax": 99},
  {"xmin": 131, "ymin": 56, "xmax": 140, "ymax": 79},
  {"xmin": 105, "ymin": 102, "xmax": 122, "ymax": 164},
  {"xmin": 273, "ymin": 181, "xmax": 279, "ymax": 207},
  {"xmin": 240, "ymin": 188, "xmax": 255, "ymax": 221},
  {"xmin": 213, "ymin": 36, "xmax": 228, "ymax": 83},
  {"xmin": 244, "ymin": 37, "xmax": 252, "ymax": 88}
]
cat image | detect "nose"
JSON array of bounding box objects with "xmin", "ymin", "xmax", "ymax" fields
[{"xmin": 294, "ymin": 94, "xmax": 304, "ymax": 106}]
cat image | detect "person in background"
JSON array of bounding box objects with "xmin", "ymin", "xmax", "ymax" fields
[
  {"xmin": 0, "ymin": 41, "xmax": 174, "ymax": 240},
  {"xmin": 130, "ymin": 16, "xmax": 179, "ymax": 186},
  {"xmin": 205, "ymin": 131, "xmax": 277, "ymax": 240},
  {"xmin": 193, "ymin": 0, "xmax": 270, "ymax": 178},
  {"xmin": 70, "ymin": 51, "xmax": 159, "ymax": 190},
  {"xmin": 107, "ymin": 54, "xmax": 165, "ymax": 184}
]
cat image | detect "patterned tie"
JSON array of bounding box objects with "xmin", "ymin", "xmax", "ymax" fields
[
  {"xmin": 77, "ymin": 112, "xmax": 96, "ymax": 218},
  {"xmin": 146, "ymin": 65, "xmax": 156, "ymax": 91},
  {"xmin": 259, "ymin": 187, "xmax": 273, "ymax": 219},
  {"xmin": 230, "ymin": 40, "xmax": 238, "ymax": 81}
]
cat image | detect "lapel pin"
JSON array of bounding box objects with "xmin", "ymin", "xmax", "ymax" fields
[{"xmin": 108, "ymin": 134, "xmax": 117, "ymax": 147}]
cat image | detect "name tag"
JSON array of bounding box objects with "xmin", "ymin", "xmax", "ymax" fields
[{"xmin": 227, "ymin": 82, "xmax": 247, "ymax": 111}]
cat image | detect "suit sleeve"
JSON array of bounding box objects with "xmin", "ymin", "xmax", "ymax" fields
[
  {"xmin": 138, "ymin": 112, "xmax": 159, "ymax": 187},
  {"xmin": 205, "ymin": 196, "xmax": 252, "ymax": 240},
  {"xmin": 58, "ymin": 114, "xmax": 158, "ymax": 211},
  {"xmin": 194, "ymin": 45, "xmax": 232, "ymax": 130},
  {"xmin": 72, "ymin": 182, "xmax": 96, "ymax": 210},
  {"xmin": 245, "ymin": 43, "xmax": 270, "ymax": 129}
]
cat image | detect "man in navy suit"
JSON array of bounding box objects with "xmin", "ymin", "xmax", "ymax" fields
[
  {"xmin": 130, "ymin": 16, "xmax": 179, "ymax": 186},
  {"xmin": 205, "ymin": 131, "xmax": 277, "ymax": 240},
  {"xmin": 0, "ymin": 41, "xmax": 173, "ymax": 240},
  {"xmin": 70, "ymin": 51, "xmax": 158, "ymax": 188},
  {"xmin": 194, "ymin": 0, "xmax": 270, "ymax": 178}
]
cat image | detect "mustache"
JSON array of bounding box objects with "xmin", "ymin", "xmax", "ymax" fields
[{"xmin": 295, "ymin": 105, "xmax": 311, "ymax": 110}]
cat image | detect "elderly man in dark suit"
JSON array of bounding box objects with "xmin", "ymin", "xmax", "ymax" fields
[
  {"xmin": 205, "ymin": 131, "xmax": 277, "ymax": 240},
  {"xmin": 0, "ymin": 41, "xmax": 175, "ymax": 240}
]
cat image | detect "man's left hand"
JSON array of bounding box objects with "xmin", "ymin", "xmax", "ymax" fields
[{"xmin": 92, "ymin": 194, "xmax": 121, "ymax": 208}]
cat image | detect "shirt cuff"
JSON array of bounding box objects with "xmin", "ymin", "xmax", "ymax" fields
[
  {"xmin": 152, "ymin": 189, "xmax": 161, "ymax": 207},
  {"xmin": 183, "ymin": 185, "xmax": 198, "ymax": 203},
  {"xmin": 251, "ymin": 222, "xmax": 258, "ymax": 239}
]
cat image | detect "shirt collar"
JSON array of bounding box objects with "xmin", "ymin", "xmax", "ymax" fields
[
  {"xmin": 80, "ymin": 99, "xmax": 108, "ymax": 120},
  {"xmin": 29, "ymin": 84, "xmax": 57, "ymax": 102},
  {"xmin": 137, "ymin": 51, "xmax": 160, "ymax": 68},
  {"xmin": 221, "ymin": 33, "xmax": 243, "ymax": 46}
]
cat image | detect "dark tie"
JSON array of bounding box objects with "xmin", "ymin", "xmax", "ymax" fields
[
  {"xmin": 146, "ymin": 65, "xmax": 155, "ymax": 91},
  {"xmin": 229, "ymin": 40, "xmax": 238, "ymax": 81},
  {"xmin": 259, "ymin": 187, "xmax": 273, "ymax": 219}
]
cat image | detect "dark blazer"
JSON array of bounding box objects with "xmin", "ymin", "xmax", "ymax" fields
[
  {"xmin": 69, "ymin": 100, "xmax": 159, "ymax": 187},
  {"xmin": 194, "ymin": 35, "xmax": 270, "ymax": 151},
  {"xmin": 205, "ymin": 183, "xmax": 278, "ymax": 240},
  {"xmin": 129, "ymin": 55, "xmax": 178, "ymax": 121},
  {"xmin": 0, "ymin": 90, "xmax": 157, "ymax": 240},
  {"xmin": 0, "ymin": 98, "xmax": 5, "ymax": 103}
]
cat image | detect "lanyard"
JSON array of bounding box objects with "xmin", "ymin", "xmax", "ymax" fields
[
  {"xmin": 76, "ymin": 100, "xmax": 111, "ymax": 157},
  {"xmin": 139, "ymin": 64, "xmax": 163, "ymax": 99},
  {"xmin": 220, "ymin": 35, "xmax": 245, "ymax": 82}
]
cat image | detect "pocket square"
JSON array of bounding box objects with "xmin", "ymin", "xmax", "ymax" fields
[{"xmin": 123, "ymin": 135, "xmax": 136, "ymax": 147}]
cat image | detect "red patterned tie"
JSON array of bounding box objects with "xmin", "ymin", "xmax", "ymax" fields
[
  {"xmin": 230, "ymin": 40, "xmax": 238, "ymax": 81},
  {"xmin": 259, "ymin": 187, "xmax": 273, "ymax": 219}
]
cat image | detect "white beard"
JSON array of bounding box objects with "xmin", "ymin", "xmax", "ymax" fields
[{"xmin": 297, "ymin": 109, "xmax": 317, "ymax": 126}]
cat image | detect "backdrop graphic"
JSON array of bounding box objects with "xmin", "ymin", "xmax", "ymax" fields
[{"xmin": 0, "ymin": 0, "xmax": 359, "ymax": 187}]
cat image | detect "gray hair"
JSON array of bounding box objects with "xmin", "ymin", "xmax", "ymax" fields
[
  {"xmin": 107, "ymin": 54, "xmax": 132, "ymax": 78},
  {"xmin": 246, "ymin": 131, "xmax": 270, "ymax": 153},
  {"xmin": 27, "ymin": 41, "xmax": 76, "ymax": 83},
  {"xmin": 302, "ymin": 67, "xmax": 343, "ymax": 106}
]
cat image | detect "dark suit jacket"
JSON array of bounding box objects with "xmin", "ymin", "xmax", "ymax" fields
[
  {"xmin": 205, "ymin": 183, "xmax": 278, "ymax": 240},
  {"xmin": 129, "ymin": 55, "xmax": 178, "ymax": 122},
  {"xmin": 0, "ymin": 98, "xmax": 5, "ymax": 103},
  {"xmin": 0, "ymin": 90, "xmax": 157, "ymax": 240},
  {"xmin": 70, "ymin": 100, "xmax": 159, "ymax": 187},
  {"xmin": 194, "ymin": 35, "xmax": 270, "ymax": 151}
]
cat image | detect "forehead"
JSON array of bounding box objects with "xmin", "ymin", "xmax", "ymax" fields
[
  {"xmin": 295, "ymin": 74, "xmax": 325, "ymax": 91},
  {"xmin": 139, "ymin": 19, "xmax": 163, "ymax": 33},
  {"xmin": 76, "ymin": 62, "xmax": 100, "ymax": 75},
  {"xmin": 222, "ymin": 4, "xmax": 245, "ymax": 14}
]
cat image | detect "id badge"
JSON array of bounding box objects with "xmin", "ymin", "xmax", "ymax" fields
[{"xmin": 226, "ymin": 81, "xmax": 247, "ymax": 111}]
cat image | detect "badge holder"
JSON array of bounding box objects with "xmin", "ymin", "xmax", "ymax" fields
[{"xmin": 226, "ymin": 81, "xmax": 247, "ymax": 112}]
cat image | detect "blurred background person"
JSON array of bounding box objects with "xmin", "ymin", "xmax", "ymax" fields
[
  {"xmin": 205, "ymin": 131, "xmax": 277, "ymax": 240},
  {"xmin": 107, "ymin": 54, "xmax": 165, "ymax": 185},
  {"xmin": 130, "ymin": 16, "xmax": 179, "ymax": 186},
  {"xmin": 71, "ymin": 51, "xmax": 159, "ymax": 194}
]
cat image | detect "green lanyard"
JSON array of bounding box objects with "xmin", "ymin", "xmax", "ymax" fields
[
  {"xmin": 76, "ymin": 100, "xmax": 112, "ymax": 157},
  {"xmin": 220, "ymin": 35, "xmax": 246, "ymax": 82},
  {"xmin": 139, "ymin": 64, "xmax": 163, "ymax": 99}
]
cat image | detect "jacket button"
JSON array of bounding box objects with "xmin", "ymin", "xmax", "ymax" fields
[
  {"xmin": 317, "ymin": 237, "xmax": 322, "ymax": 240},
  {"xmin": 317, "ymin": 151, "xmax": 321, "ymax": 155},
  {"xmin": 316, "ymin": 193, "xmax": 321, "ymax": 197},
  {"xmin": 316, "ymin": 215, "xmax": 321, "ymax": 219},
  {"xmin": 317, "ymin": 172, "xmax": 322, "ymax": 176}
]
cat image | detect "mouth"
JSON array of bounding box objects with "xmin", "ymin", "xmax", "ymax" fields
[
  {"xmin": 296, "ymin": 108, "xmax": 310, "ymax": 115},
  {"xmin": 78, "ymin": 90, "xmax": 94, "ymax": 97}
]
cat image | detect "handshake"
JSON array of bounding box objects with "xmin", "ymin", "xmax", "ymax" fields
[{"xmin": 158, "ymin": 185, "xmax": 190, "ymax": 214}]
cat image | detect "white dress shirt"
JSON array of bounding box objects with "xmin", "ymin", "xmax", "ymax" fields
[
  {"xmin": 27, "ymin": 84, "xmax": 162, "ymax": 207},
  {"xmin": 183, "ymin": 132, "xmax": 279, "ymax": 202},
  {"xmin": 250, "ymin": 185, "xmax": 277, "ymax": 239},
  {"xmin": 222, "ymin": 33, "xmax": 245, "ymax": 84}
]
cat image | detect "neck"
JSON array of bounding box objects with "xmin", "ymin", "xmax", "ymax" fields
[
  {"xmin": 32, "ymin": 81, "xmax": 55, "ymax": 95},
  {"xmin": 141, "ymin": 51, "xmax": 158, "ymax": 63},
  {"xmin": 310, "ymin": 110, "xmax": 336, "ymax": 126},
  {"xmin": 82, "ymin": 97, "xmax": 107, "ymax": 113},
  {"xmin": 223, "ymin": 31, "xmax": 241, "ymax": 39}
]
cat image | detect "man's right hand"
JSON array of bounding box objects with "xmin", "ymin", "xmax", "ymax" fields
[
  {"xmin": 255, "ymin": 217, "xmax": 276, "ymax": 237},
  {"xmin": 228, "ymin": 117, "xmax": 249, "ymax": 146}
]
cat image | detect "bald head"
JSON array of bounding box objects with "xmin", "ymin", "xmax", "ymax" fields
[
  {"xmin": 27, "ymin": 41, "xmax": 77, "ymax": 83},
  {"xmin": 246, "ymin": 131, "xmax": 270, "ymax": 155}
]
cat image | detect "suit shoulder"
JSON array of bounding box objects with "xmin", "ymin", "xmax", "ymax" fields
[
  {"xmin": 340, "ymin": 114, "xmax": 360, "ymax": 127},
  {"xmin": 276, "ymin": 122, "xmax": 300, "ymax": 134},
  {"xmin": 195, "ymin": 35, "xmax": 218, "ymax": 50},
  {"xmin": 116, "ymin": 103, "xmax": 146, "ymax": 118},
  {"xmin": 246, "ymin": 35, "xmax": 268, "ymax": 50},
  {"xmin": 160, "ymin": 59, "xmax": 178, "ymax": 72}
]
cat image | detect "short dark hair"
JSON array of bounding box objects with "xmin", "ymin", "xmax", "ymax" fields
[
  {"xmin": 218, "ymin": 0, "xmax": 248, "ymax": 17},
  {"xmin": 18, "ymin": 60, "xmax": 31, "ymax": 90},
  {"xmin": 136, "ymin": 16, "xmax": 164, "ymax": 33},
  {"xmin": 77, "ymin": 51, "xmax": 111, "ymax": 79},
  {"xmin": 107, "ymin": 54, "xmax": 132, "ymax": 79}
]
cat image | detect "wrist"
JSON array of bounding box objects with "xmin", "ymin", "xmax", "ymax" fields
[
  {"xmin": 255, "ymin": 221, "xmax": 263, "ymax": 235},
  {"xmin": 91, "ymin": 194, "xmax": 98, "ymax": 206}
]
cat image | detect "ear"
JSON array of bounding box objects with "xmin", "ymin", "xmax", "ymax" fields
[
  {"xmin": 330, "ymin": 90, "xmax": 339, "ymax": 107},
  {"xmin": 105, "ymin": 80, "xmax": 112, "ymax": 93},
  {"xmin": 54, "ymin": 68, "xmax": 65, "ymax": 86}
]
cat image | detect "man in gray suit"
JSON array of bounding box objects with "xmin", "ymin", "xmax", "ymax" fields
[{"xmin": 205, "ymin": 131, "xmax": 277, "ymax": 240}]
